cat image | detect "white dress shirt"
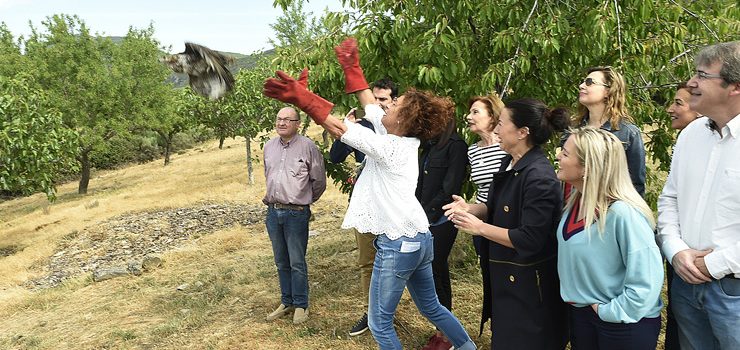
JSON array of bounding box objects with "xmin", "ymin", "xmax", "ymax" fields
[
  {"xmin": 339, "ymin": 104, "xmax": 429, "ymax": 239},
  {"xmin": 657, "ymin": 114, "xmax": 740, "ymax": 279}
]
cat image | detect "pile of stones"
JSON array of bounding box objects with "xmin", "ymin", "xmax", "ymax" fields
[{"xmin": 25, "ymin": 202, "xmax": 266, "ymax": 289}]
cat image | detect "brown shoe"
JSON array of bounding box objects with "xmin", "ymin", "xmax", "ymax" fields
[
  {"xmin": 265, "ymin": 304, "xmax": 294, "ymax": 321},
  {"xmin": 293, "ymin": 307, "xmax": 309, "ymax": 324}
]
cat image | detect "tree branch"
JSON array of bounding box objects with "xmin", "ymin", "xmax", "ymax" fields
[
  {"xmin": 629, "ymin": 82, "xmax": 685, "ymax": 90},
  {"xmin": 501, "ymin": 0, "xmax": 538, "ymax": 99},
  {"xmin": 613, "ymin": 0, "xmax": 624, "ymax": 66},
  {"xmin": 669, "ymin": 48, "xmax": 692, "ymax": 63},
  {"xmin": 669, "ymin": 0, "xmax": 720, "ymax": 41}
]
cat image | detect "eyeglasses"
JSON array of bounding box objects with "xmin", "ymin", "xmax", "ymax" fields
[
  {"xmin": 695, "ymin": 70, "xmax": 724, "ymax": 80},
  {"xmin": 276, "ymin": 118, "xmax": 299, "ymax": 123},
  {"xmin": 582, "ymin": 77, "xmax": 610, "ymax": 87}
]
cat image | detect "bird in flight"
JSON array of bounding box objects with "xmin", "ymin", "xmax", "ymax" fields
[{"xmin": 161, "ymin": 42, "xmax": 235, "ymax": 100}]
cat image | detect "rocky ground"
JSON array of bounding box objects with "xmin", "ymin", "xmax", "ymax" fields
[{"xmin": 25, "ymin": 202, "xmax": 266, "ymax": 290}]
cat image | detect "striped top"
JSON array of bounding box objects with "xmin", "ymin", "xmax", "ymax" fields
[{"xmin": 468, "ymin": 142, "xmax": 507, "ymax": 203}]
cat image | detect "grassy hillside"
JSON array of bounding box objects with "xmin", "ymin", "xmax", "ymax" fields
[{"xmin": 0, "ymin": 126, "xmax": 491, "ymax": 350}]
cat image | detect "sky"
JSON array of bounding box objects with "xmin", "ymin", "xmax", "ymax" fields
[{"xmin": 0, "ymin": 0, "xmax": 347, "ymax": 55}]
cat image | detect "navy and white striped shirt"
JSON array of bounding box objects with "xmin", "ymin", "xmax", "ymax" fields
[{"xmin": 468, "ymin": 143, "xmax": 507, "ymax": 203}]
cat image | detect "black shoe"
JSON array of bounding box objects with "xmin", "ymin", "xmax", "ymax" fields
[{"xmin": 348, "ymin": 313, "xmax": 369, "ymax": 336}]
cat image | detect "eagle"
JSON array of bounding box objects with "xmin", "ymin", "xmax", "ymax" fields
[{"xmin": 161, "ymin": 42, "xmax": 235, "ymax": 100}]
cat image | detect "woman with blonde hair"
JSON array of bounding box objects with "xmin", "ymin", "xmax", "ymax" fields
[
  {"xmin": 556, "ymin": 126, "xmax": 663, "ymax": 349},
  {"xmin": 573, "ymin": 66, "xmax": 646, "ymax": 196}
]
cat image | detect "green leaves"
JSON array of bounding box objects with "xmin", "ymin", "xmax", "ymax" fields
[
  {"xmin": 0, "ymin": 76, "xmax": 79, "ymax": 201},
  {"xmin": 4, "ymin": 14, "xmax": 177, "ymax": 195},
  {"xmin": 268, "ymin": 0, "xmax": 739, "ymax": 204}
]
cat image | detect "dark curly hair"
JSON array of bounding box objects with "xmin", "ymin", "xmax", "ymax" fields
[{"xmin": 395, "ymin": 88, "xmax": 455, "ymax": 142}]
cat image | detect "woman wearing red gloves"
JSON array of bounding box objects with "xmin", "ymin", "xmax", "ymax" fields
[{"xmin": 263, "ymin": 38, "xmax": 476, "ymax": 350}]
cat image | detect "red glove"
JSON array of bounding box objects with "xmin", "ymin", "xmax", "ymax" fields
[
  {"xmin": 297, "ymin": 68, "xmax": 308, "ymax": 89},
  {"xmin": 263, "ymin": 70, "xmax": 333, "ymax": 124},
  {"xmin": 334, "ymin": 38, "xmax": 369, "ymax": 94}
]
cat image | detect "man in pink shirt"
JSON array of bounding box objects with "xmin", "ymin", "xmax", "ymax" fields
[{"xmin": 262, "ymin": 107, "xmax": 326, "ymax": 325}]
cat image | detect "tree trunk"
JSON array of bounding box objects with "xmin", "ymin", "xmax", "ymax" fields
[
  {"xmin": 245, "ymin": 135, "xmax": 254, "ymax": 185},
  {"xmin": 78, "ymin": 149, "xmax": 91, "ymax": 194},
  {"xmin": 219, "ymin": 134, "xmax": 226, "ymax": 149},
  {"xmin": 163, "ymin": 131, "xmax": 174, "ymax": 166}
]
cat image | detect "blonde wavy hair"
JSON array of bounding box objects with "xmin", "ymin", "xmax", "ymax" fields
[
  {"xmin": 565, "ymin": 127, "xmax": 654, "ymax": 234},
  {"xmin": 576, "ymin": 66, "xmax": 633, "ymax": 130}
]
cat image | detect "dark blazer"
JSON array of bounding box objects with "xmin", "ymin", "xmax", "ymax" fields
[
  {"xmin": 329, "ymin": 119, "xmax": 374, "ymax": 164},
  {"xmin": 480, "ymin": 146, "xmax": 568, "ymax": 350},
  {"xmin": 415, "ymin": 132, "xmax": 469, "ymax": 223}
]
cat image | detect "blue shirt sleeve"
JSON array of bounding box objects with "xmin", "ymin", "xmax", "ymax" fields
[{"xmin": 329, "ymin": 119, "xmax": 374, "ymax": 164}]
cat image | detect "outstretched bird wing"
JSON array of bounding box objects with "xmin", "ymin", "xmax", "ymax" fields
[{"xmin": 162, "ymin": 42, "xmax": 235, "ymax": 100}]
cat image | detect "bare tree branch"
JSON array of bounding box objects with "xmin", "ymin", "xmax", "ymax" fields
[
  {"xmin": 669, "ymin": 0, "xmax": 720, "ymax": 41},
  {"xmin": 501, "ymin": 0, "xmax": 538, "ymax": 99},
  {"xmin": 613, "ymin": 0, "xmax": 624, "ymax": 65}
]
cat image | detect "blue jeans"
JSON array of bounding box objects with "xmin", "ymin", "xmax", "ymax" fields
[
  {"xmin": 265, "ymin": 206, "xmax": 311, "ymax": 308},
  {"xmin": 368, "ymin": 232, "xmax": 476, "ymax": 350},
  {"xmin": 671, "ymin": 272, "xmax": 740, "ymax": 350}
]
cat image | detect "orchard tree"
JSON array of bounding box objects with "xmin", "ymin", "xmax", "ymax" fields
[
  {"xmin": 152, "ymin": 88, "xmax": 194, "ymax": 166},
  {"xmin": 116, "ymin": 26, "xmax": 183, "ymax": 166},
  {"xmin": 268, "ymin": 1, "xmax": 362, "ymax": 193},
  {"xmin": 22, "ymin": 15, "xmax": 119, "ymax": 195},
  {"xmin": 0, "ymin": 75, "xmax": 79, "ymax": 200},
  {"xmin": 23, "ymin": 15, "xmax": 172, "ymax": 194},
  {"xmin": 195, "ymin": 97, "xmax": 232, "ymax": 149},
  {"xmin": 0, "ymin": 24, "xmax": 26, "ymax": 79},
  {"xmin": 272, "ymin": 0, "xmax": 740, "ymax": 204},
  {"xmin": 221, "ymin": 57, "xmax": 282, "ymax": 184}
]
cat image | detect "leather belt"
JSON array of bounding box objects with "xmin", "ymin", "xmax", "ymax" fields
[{"xmin": 269, "ymin": 203, "xmax": 308, "ymax": 211}]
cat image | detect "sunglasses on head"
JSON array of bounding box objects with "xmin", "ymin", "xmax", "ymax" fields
[{"xmin": 582, "ymin": 77, "xmax": 610, "ymax": 87}]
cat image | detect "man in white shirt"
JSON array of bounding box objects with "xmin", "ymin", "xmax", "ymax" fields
[{"xmin": 657, "ymin": 41, "xmax": 740, "ymax": 350}]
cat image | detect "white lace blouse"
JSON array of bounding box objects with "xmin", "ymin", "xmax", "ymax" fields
[{"xmin": 339, "ymin": 104, "xmax": 429, "ymax": 239}]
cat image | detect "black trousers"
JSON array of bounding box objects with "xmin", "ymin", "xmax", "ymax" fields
[
  {"xmin": 569, "ymin": 305, "xmax": 660, "ymax": 350},
  {"xmin": 664, "ymin": 262, "xmax": 680, "ymax": 350},
  {"xmin": 430, "ymin": 220, "xmax": 458, "ymax": 311}
]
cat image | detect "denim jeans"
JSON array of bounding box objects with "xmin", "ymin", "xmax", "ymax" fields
[
  {"xmin": 671, "ymin": 272, "xmax": 740, "ymax": 350},
  {"xmin": 368, "ymin": 232, "xmax": 476, "ymax": 350},
  {"xmin": 265, "ymin": 205, "xmax": 311, "ymax": 308}
]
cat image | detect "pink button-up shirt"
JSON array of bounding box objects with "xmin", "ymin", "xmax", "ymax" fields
[{"xmin": 262, "ymin": 134, "xmax": 326, "ymax": 206}]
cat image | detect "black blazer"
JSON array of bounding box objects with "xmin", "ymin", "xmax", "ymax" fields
[
  {"xmin": 415, "ymin": 132, "xmax": 469, "ymax": 223},
  {"xmin": 485, "ymin": 146, "xmax": 562, "ymax": 262},
  {"xmin": 479, "ymin": 146, "xmax": 568, "ymax": 349},
  {"xmin": 329, "ymin": 119, "xmax": 374, "ymax": 164}
]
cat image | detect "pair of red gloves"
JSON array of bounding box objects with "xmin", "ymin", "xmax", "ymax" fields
[{"xmin": 263, "ymin": 38, "xmax": 369, "ymax": 124}]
